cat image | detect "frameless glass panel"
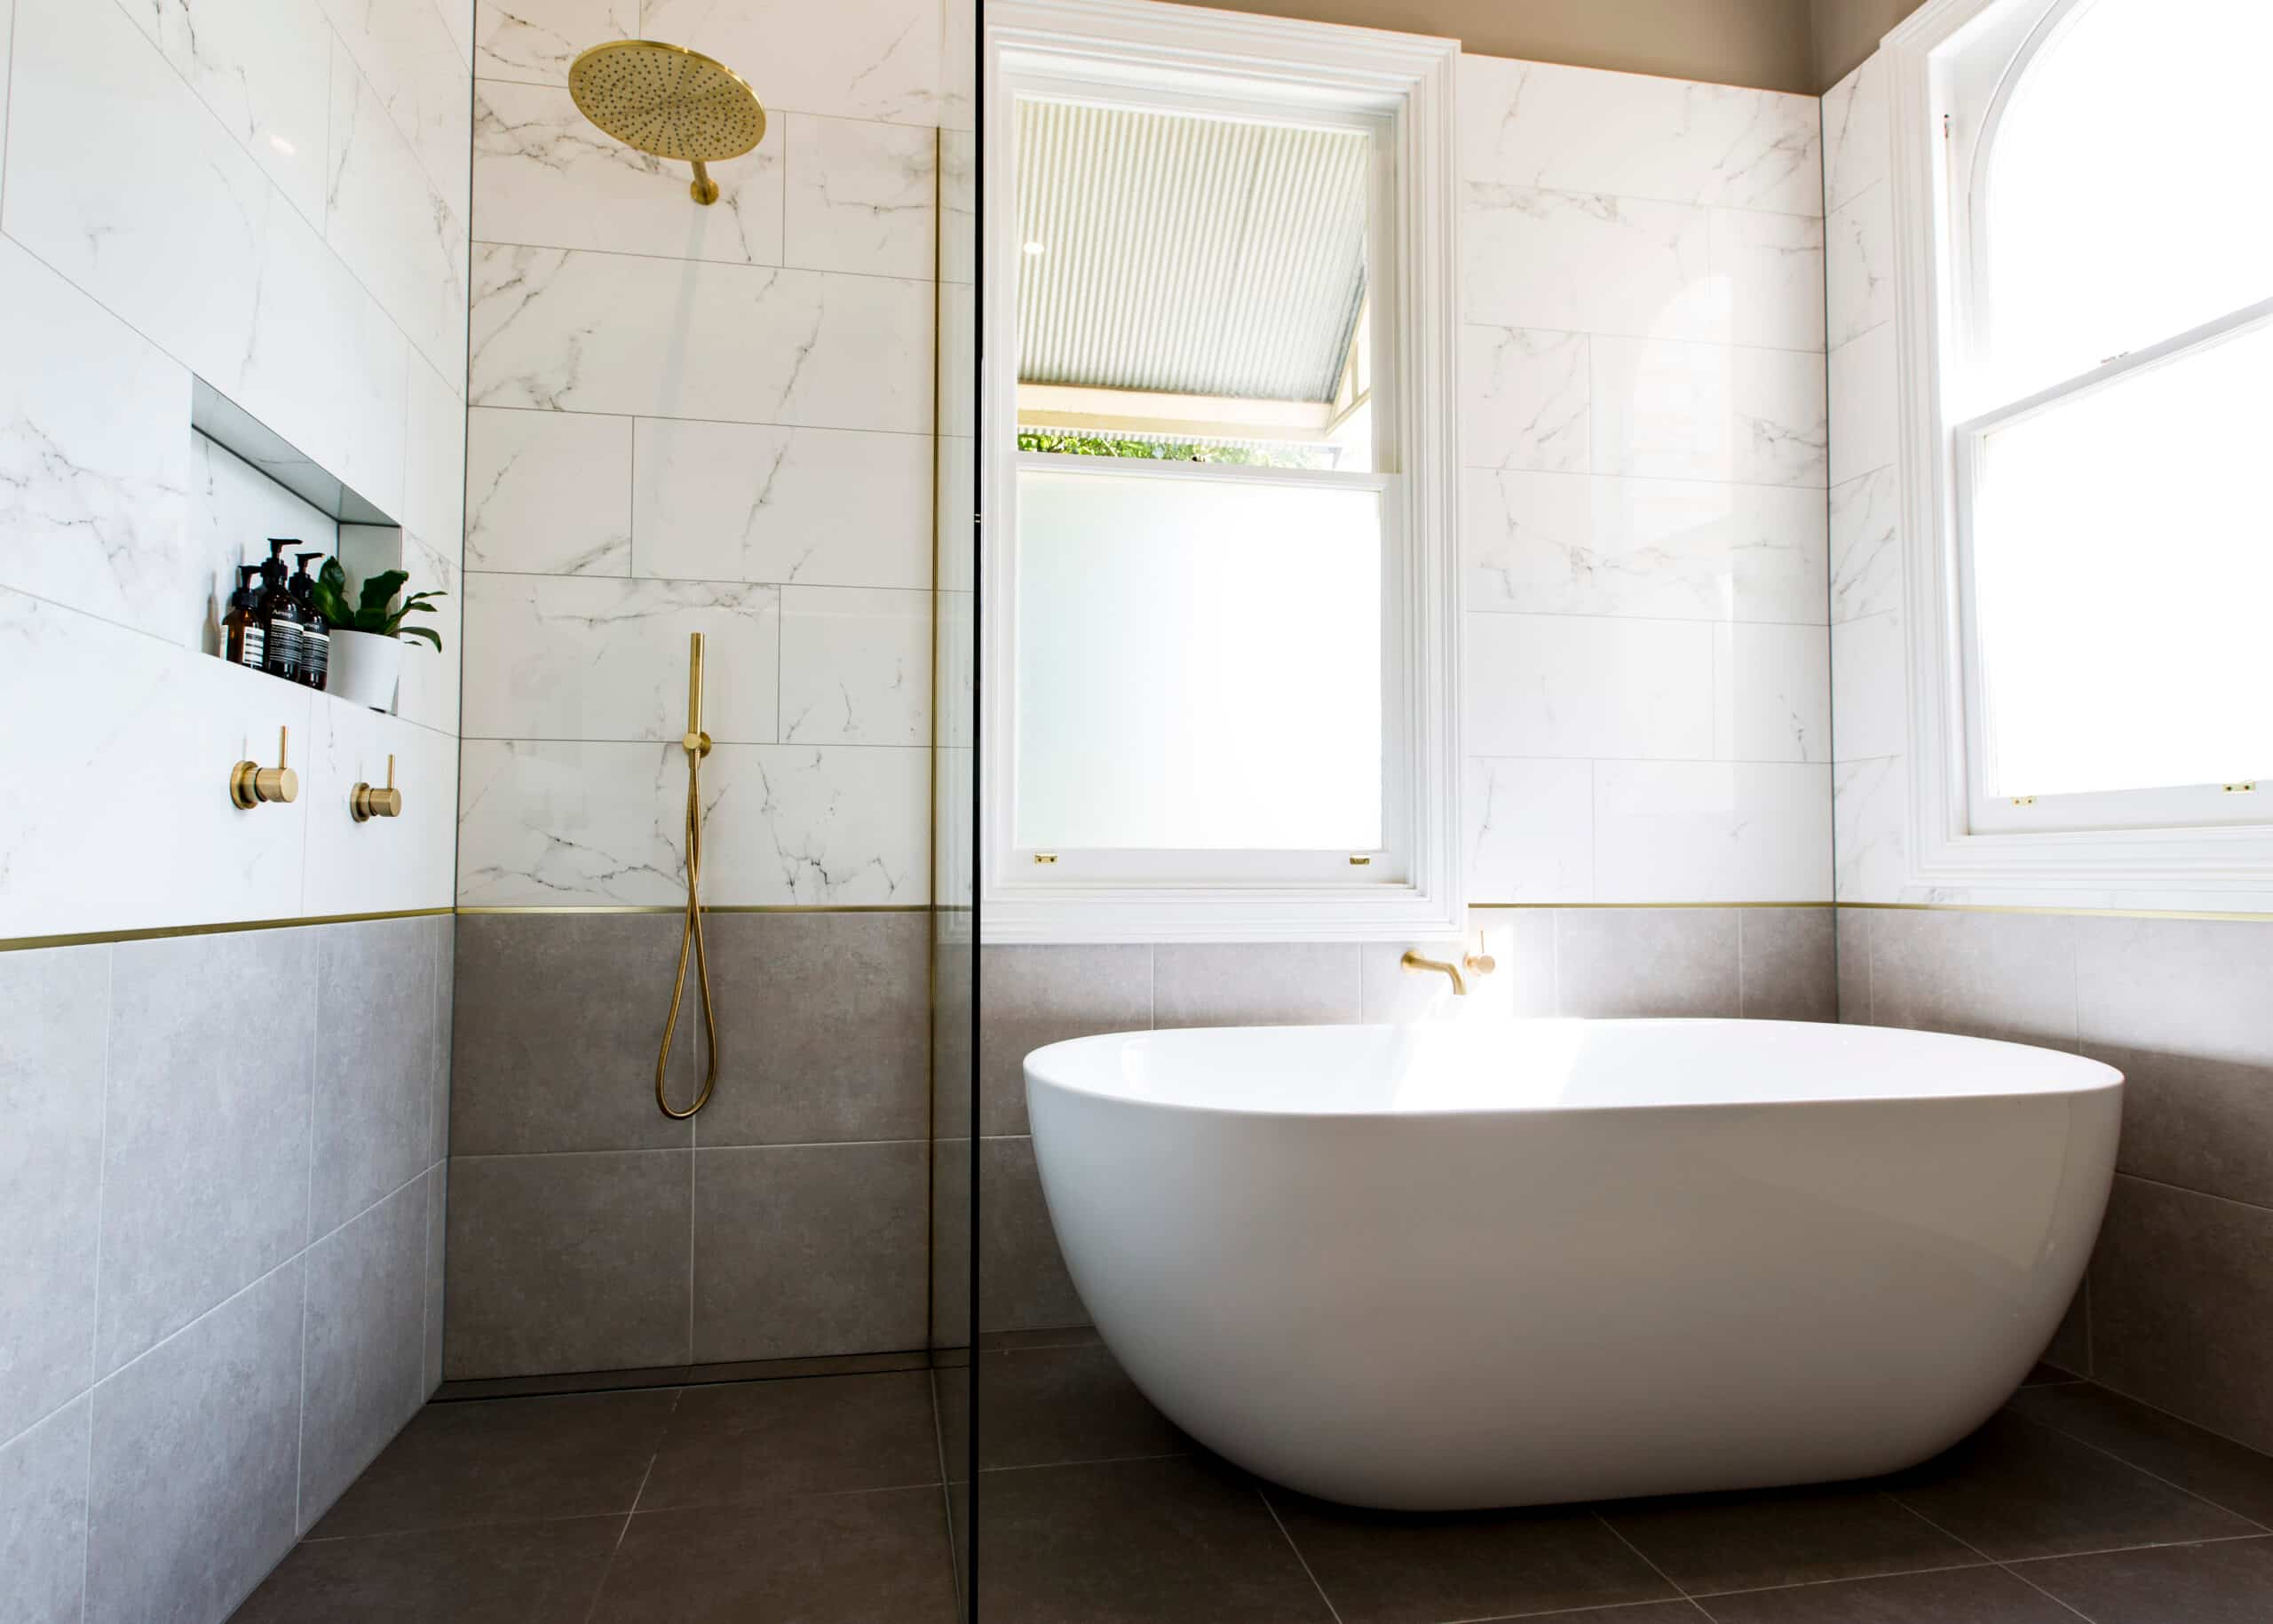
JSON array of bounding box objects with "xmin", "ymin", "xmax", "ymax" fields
[
  {"xmin": 1984, "ymin": 0, "xmax": 2273, "ymax": 398},
  {"xmin": 1970, "ymin": 318, "xmax": 2273, "ymax": 798},
  {"xmin": 1014, "ymin": 466, "xmax": 1383, "ymax": 849}
]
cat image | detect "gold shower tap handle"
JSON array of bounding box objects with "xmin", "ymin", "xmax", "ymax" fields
[
  {"xmin": 350, "ymin": 755, "xmax": 404, "ymax": 822},
  {"xmin": 229, "ymin": 726, "xmax": 299, "ymax": 809}
]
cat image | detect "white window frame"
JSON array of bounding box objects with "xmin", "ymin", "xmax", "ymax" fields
[
  {"xmin": 980, "ymin": 0, "xmax": 1461, "ymax": 943},
  {"xmin": 1880, "ymin": 0, "xmax": 2273, "ymax": 905}
]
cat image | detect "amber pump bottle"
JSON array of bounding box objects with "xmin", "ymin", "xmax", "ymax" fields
[
  {"xmin": 257, "ymin": 539, "xmax": 304, "ymax": 683},
  {"xmin": 291, "ymin": 553, "xmax": 329, "ymax": 691},
  {"xmin": 224, "ymin": 565, "xmax": 266, "ymax": 670}
]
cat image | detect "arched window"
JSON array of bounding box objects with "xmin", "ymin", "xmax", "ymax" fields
[{"xmin": 1944, "ymin": 0, "xmax": 2273, "ymax": 833}]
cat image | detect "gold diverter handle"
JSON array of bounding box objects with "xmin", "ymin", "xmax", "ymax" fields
[{"xmin": 657, "ymin": 631, "xmax": 719, "ymax": 1119}]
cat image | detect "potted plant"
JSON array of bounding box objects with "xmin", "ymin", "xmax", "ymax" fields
[{"xmin": 312, "ymin": 559, "xmax": 446, "ymax": 712}]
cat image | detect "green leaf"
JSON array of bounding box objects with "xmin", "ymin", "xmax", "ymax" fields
[
  {"xmin": 397, "ymin": 625, "xmax": 443, "ymax": 652},
  {"xmin": 356, "ymin": 570, "xmax": 409, "ymax": 618}
]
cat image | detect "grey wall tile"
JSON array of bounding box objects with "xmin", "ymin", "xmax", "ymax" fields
[
  {"xmin": 85, "ymin": 1258, "xmax": 304, "ymax": 1624},
  {"xmin": 0, "ymin": 1395, "xmax": 90, "ymax": 1624},
  {"xmin": 692, "ymin": 1142, "xmax": 927, "ymax": 1361},
  {"xmin": 1835, "ymin": 907, "xmax": 1871, "ymax": 1024},
  {"xmin": 1152, "ymin": 944, "xmax": 1362, "ymax": 1029},
  {"xmin": 979, "ymin": 1137, "xmax": 1086, "ymax": 1335},
  {"xmin": 2075, "ymin": 916, "xmax": 2273, "ymax": 1066},
  {"xmin": 2046, "ymin": 1279, "xmax": 2090, "ymax": 1377},
  {"xmin": 933, "ymin": 936, "xmax": 973, "ymax": 1140},
  {"xmin": 312, "ymin": 917, "xmax": 438, "ymax": 1237},
  {"xmin": 424, "ymin": 1167, "xmax": 446, "ymax": 1397},
  {"xmin": 977, "ymin": 946, "xmax": 1150, "ymax": 1137},
  {"xmin": 431, "ymin": 915, "xmax": 455, "ymax": 1166},
  {"xmin": 2091, "ymin": 1175, "xmax": 2273, "ymax": 1454},
  {"xmin": 931, "ymin": 1139, "xmax": 970, "ymax": 1351},
  {"xmin": 99, "ymin": 931, "xmax": 315, "ymax": 1375},
  {"xmin": 1555, "ymin": 908, "xmax": 1742, "ymax": 1018},
  {"xmin": 1865, "ymin": 908, "xmax": 2079, "ymax": 1048},
  {"xmin": 2094, "ymin": 1043, "xmax": 2273, "ymax": 1210},
  {"xmin": 1738, "ymin": 907, "xmax": 1837, "ymax": 1021},
  {"xmin": 692, "ymin": 912, "xmax": 931, "ymax": 1147},
  {"xmin": 299, "ymin": 1180, "xmax": 427, "ymax": 1529},
  {"xmin": 0, "ymin": 945, "xmax": 107, "ymax": 1443},
  {"xmin": 450, "ymin": 913, "xmax": 693, "ymax": 1156},
  {"xmin": 444, "ymin": 1151, "xmax": 692, "ymax": 1380}
]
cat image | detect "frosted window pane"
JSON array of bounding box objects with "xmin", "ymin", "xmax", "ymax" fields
[
  {"xmin": 1015, "ymin": 469, "xmax": 1382, "ymax": 848},
  {"xmin": 1984, "ymin": 0, "xmax": 2273, "ymax": 398},
  {"xmin": 1971, "ymin": 320, "xmax": 2273, "ymax": 797}
]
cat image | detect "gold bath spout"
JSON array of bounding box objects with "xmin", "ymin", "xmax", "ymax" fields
[{"xmin": 1400, "ymin": 949, "xmax": 1467, "ymax": 996}]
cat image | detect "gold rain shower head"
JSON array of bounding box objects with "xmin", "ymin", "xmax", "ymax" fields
[{"xmin": 568, "ymin": 40, "xmax": 765, "ymax": 206}]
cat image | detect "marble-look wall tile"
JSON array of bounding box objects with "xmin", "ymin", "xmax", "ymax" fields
[
  {"xmin": 390, "ymin": 530, "xmax": 466, "ymax": 736},
  {"xmin": 1553, "ymin": 906, "xmax": 1743, "ymax": 1017},
  {"xmin": 328, "ymin": 36, "xmax": 471, "ymax": 382},
  {"xmin": 1591, "ymin": 761, "xmax": 1833, "ymax": 902},
  {"xmin": 778, "ymin": 586, "xmax": 931, "ymax": 746},
  {"xmin": 940, "ymin": 128, "xmax": 974, "ymax": 282},
  {"xmin": 470, "ymin": 245, "xmax": 934, "ymax": 432},
  {"xmin": 1823, "ymin": 53, "xmax": 1890, "ymax": 214},
  {"xmin": 0, "ymin": 1397, "xmax": 90, "ymax": 1624},
  {"xmin": 1460, "ymin": 55, "xmax": 1822, "ymax": 217},
  {"xmin": 1462, "ymin": 186, "xmax": 1712, "ymax": 342},
  {"xmin": 1591, "ymin": 335, "xmax": 1828, "ymax": 487},
  {"xmin": 319, "ymin": 0, "xmax": 477, "ymax": 210},
  {"xmin": 1713, "ymin": 621, "xmax": 1831, "ymax": 763},
  {"xmin": 783, "ymin": 113, "xmax": 938, "ymax": 278},
  {"xmin": 1708, "ymin": 207, "xmax": 1826, "ymax": 353},
  {"xmin": 0, "ymin": 238, "xmax": 195, "ymax": 646},
  {"xmin": 461, "ymin": 573, "xmax": 781, "ymax": 742},
  {"xmin": 120, "ymin": 0, "xmax": 335, "ymax": 226},
  {"xmin": 1463, "ymin": 469, "xmax": 1826, "ymax": 624},
  {"xmin": 84, "ymin": 1258, "xmax": 305, "ymax": 1624},
  {"xmin": 1460, "ymin": 325, "xmax": 1590, "ymax": 473},
  {"xmin": 1465, "ymin": 611, "xmax": 1715, "ymax": 759},
  {"xmin": 1826, "ymin": 179, "xmax": 1894, "ymax": 349},
  {"xmin": 405, "ymin": 353, "xmax": 471, "ymax": 559},
  {"xmin": 632, "ymin": 419, "xmax": 933, "ymax": 587},
  {"xmin": 1827, "ymin": 320, "xmax": 1898, "ymax": 487},
  {"xmin": 1829, "ymin": 466, "xmax": 1900, "ymax": 623},
  {"xmin": 1833, "ymin": 752, "xmax": 1908, "ymax": 903},
  {"xmin": 455, "ymin": 738, "xmax": 929, "ymax": 906},
  {"xmin": 1831, "ymin": 609, "xmax": 1906, "ymax": 762},
  {"xmin": 464, "ymin": 408, "xmax": 632, "ymax": 575},
  {"xmin": 472, "ymin": 81, "xmax": 782, "ymax": 264},
  {"xmin": 473, "ymin": 0, "xmax": 634, "ymax": 83},
  {"xmin": 5, "ymin": 0, "xmax": 413, "ymax": 520},
  {"xmin": 300, "ymin": 706, "xmax": 460, "ymax": 916},
  {"xmin": 1464, "ymin": 757, "xmax": 1594, "ymax": 903},
  {"xmin": 0, "ymin": 947, "xmax": 107, "ymax": 1446},
  {"xmin": 645, "ymin": 0, "xmax": 947, "ymax": 126}
]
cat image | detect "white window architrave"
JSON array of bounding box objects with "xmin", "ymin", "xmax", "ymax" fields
[
  {"xmin": 1880, "ymin": 0, "xmax": 2273, "ymax": 907},
  {"xmin": 979, "ymin": 0, "xmax": 1462, "ymax": 943}
]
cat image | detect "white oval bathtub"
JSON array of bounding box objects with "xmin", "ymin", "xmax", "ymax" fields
[{"xmin": 1025, "ymin": 1018, "xmax": 2121, "ymax": 1510}]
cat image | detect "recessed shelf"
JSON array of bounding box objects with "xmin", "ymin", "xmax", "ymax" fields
[{"xmin": 191, "ymin": 377, "xmax": 399, "ymax": 527}]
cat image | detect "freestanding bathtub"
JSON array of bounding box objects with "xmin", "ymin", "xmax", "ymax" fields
[{"xmin": 1025, "ymin": 1018, "xmax": 2121, "ymax": 1510}]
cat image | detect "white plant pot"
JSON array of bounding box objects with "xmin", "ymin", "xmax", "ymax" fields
[{"xmin": 329, "ymin": 628, "xmax": 404, "ymax": 713}]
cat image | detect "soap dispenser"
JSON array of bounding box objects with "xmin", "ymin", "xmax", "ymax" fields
[
  {"xmin": 224, "ymin": 565, "xmax": 265, "ymax": 670},
  {"xmin": 257, "ymin": 539, "xmax": 303, "ymax": 683},
  {"xmin": 291, "ymin": 553, "xmax": 329, "ymax": 692}
]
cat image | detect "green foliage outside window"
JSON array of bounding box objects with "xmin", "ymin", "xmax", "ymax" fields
[{"xmin": 1016, "ymin": 430, "xmax": 1329, "ymax": 470}]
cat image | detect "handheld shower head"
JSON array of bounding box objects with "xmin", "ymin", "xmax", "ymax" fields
[{"xmin": 568, "ymin": 39, "xmax": 765, "ymax": 205}]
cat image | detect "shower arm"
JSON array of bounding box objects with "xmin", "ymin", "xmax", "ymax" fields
[{"xmin": 656, "ymin": 631, "xmax": 718, "ymax": 1119}]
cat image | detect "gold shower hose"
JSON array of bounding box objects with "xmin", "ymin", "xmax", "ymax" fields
[{"xmin": 657, "ymin": 632, "xmax": 718, "ymax": 1119}]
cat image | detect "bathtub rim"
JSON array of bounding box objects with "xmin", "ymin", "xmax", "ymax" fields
[{"xmin": 1022, "ymin": 1017, "xmax": 2126, "ymax": 1122}]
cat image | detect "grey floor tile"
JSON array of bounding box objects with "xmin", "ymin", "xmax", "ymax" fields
[
  {"xmin": 1888, "ymin": 1410, "xmax": 2256, "ymax": 1560},
  {"xmin": 1525, "ymin": 1608, "xmax": 1709, "ymax": 1623},
  {"xmin": 937, "ymin": 1342, "xmax": 1187, "ymax": 1477},
  {"xmin": 229, "ymin": 1516, "xmax": 622, "ymax": 1622},
  {"xmin": 976, "ymin": 1454, "xmax": 1335, "ymax": 1622},
  {"xmin": 1692, "ymin": 1565, "xmax": 2077, "ymax": 1622},
  {"xmin": 2017, "ymin": 1534, "xmax": 2273, "ymax": 1623},
  {"xmin": 309, "ymin": 1390, "xmax": 678, "ymax": 1537},
  {"xmin": 587, "ymin": 1489, "xmax": 958, "ymax": 1623},
  {"xmin": 0, "ymin": 1395, "xmax": 91, "ymax": 1624},
  {"xmin": 2007, "ymin": 1382, "xmax": 2273, "ymax": 1526},
  {"xmin": 1266, "ymin": 1493, "xmax": 1676, "ymax": 1624},
  {"xmin": 1604, "ymin": 1483, "xmax": 1979, "ymax": 1596},
  {"xmin": 638, "ymin": 1371, "xmax": 940, "ymax": 1509}
]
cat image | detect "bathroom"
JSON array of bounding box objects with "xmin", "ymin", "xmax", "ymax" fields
[{"xmin": 1, "ymin": 0, "xmax": 2268, "ymax": 1616}]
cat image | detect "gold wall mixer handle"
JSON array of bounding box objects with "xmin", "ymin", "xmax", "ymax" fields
[
  {"xmin": 351, "ymin": 754, "xmax": 404, "ymax": 822},
  {"xmin": 229, "ymin": 726, "xmax": 299, "ymax": 809}
]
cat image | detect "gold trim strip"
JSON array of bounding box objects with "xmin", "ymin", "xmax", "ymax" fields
[
  {"xmin": 0, "ymin": 906, "xmax": 455, "ymax": 955},
  {"xmin": 1470, "ymin": 900, "xmax": 1835, "ymax": 910},
  {"xmin": 454, "ymin": 904, "xmax": 934, "ymax": 915},
  {"xmin": 1835, "ymin": 900, "xmax": 2273, "ymax": 923}
]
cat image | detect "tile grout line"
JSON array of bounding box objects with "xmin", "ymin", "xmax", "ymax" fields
[
  {"xmin": 1878, "ymin": 1487, "xmax": 2095, "ymax": 1620},
  {"xmin": 1591, "ymin": 1509, "xmax": 1690, "ymax": 1606},
  {"xmin": 1255, "ymin": 1489, "xmax": 1344, "ymax": 1623},
  {"xmin": 2001, "ymin": 1405, "xmax": 2273, "ymax": 1533},
  {"xmin": 580, "ymin": 1387, "xmax": 685, "ymax": 1624}
]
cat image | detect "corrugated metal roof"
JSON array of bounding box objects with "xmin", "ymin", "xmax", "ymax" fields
[{"xmin": 1015, "ymin": 99, "xmax": 1370, "ymax": 405}]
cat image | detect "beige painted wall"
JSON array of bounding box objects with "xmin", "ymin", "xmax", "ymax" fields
[
  {"xmin": 1811, "ymin": 0, "xmax": 1928, "ymax": 87},
  {"xmin": 1200, "ymin": 0, "xmax": 1819, "ymax": 93}
]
